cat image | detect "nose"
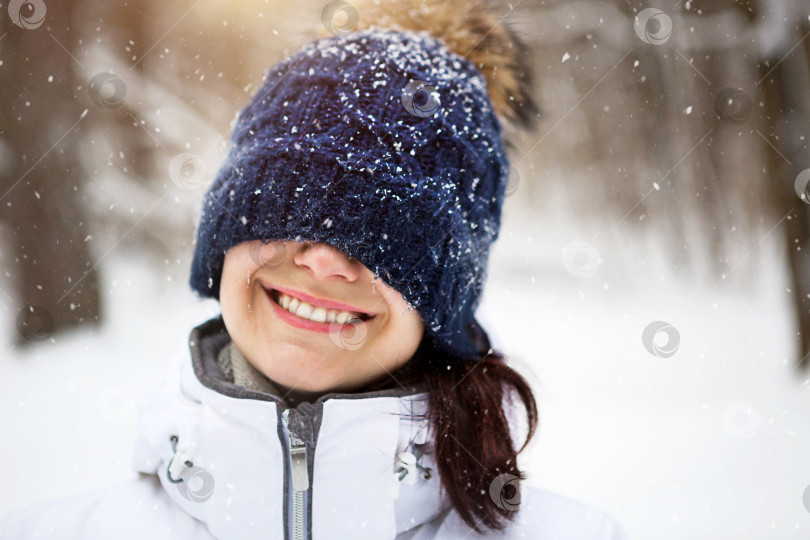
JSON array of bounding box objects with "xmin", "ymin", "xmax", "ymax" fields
[{"xmin": 293, "ymin": 241, "xmax": 361, "ymax": 282}]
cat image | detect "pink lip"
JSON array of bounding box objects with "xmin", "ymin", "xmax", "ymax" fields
[{"xmin": 263, "ymin": 283, "xmax": 376, "ymax": 317}]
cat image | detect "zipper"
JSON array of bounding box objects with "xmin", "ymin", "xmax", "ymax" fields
[{"xmin": 281, "ymin": 408, "xmax": 309, "ymax": 540}]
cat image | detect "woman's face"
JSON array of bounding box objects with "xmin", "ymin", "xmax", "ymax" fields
[{"xmin": 219, "ymin": 239, "xmax": 425, "ymax": 402}]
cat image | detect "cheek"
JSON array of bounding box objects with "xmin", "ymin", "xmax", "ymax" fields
[
  {"xmin": 219, "ymin": 265, "xmax": 260, "ymax": 322},
  {"xmin": 367, "ymin": 308, "xmax": 423, "ymax": 362}
]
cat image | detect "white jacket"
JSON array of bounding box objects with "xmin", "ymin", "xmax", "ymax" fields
[{"xmin": 0, "ymin": 316, "xmax": 630, "ymax": 539}]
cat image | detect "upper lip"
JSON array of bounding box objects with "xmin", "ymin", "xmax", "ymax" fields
[{"xmin": 262, "ymin": 283, "xmax": 377, "ymax": 318}]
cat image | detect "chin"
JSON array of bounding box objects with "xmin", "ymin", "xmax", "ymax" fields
[
  {"xmin": 279, "ymin": 373, "xmax": 344, "ymax": 394},
  {"xmin": 268, "ymin": 360, "xmax": 342, "ymax": 390}
]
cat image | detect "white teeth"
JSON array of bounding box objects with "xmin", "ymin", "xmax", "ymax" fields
[
  {"xmin": 295, "ymin": 302, "xmax": 312, "ymax": 319},
  {"xmin": 276, "ymin": 293, "xmax": 362, "ymax": 324}
]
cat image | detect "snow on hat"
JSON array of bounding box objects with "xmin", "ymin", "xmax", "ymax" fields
[{"xmin": 189, "ymin": 0, "xmax": 538, "ymax": 362}]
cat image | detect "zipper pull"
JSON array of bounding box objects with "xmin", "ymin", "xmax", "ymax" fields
[{"xmin": 282, "ymin": 409, "xmax": 309, "ymax": 492}]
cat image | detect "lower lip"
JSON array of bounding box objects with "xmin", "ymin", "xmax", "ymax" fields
[{"xmin": 265, "ymin": 289, "xmax": 365, "ymax": 334}]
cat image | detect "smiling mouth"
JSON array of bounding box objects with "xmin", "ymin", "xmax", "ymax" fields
[{"xmin": 264, "ymin": 287, "xmax": 375, "ymax": 325}]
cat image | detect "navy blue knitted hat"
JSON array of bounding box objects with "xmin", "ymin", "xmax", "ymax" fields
[{"xmin": 189, "ymin": 0, "xmax": 537, "ymax": 362}]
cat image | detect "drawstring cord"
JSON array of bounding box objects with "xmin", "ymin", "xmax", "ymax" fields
[
  {"xmin": 166, "ymin": 434, "xmax": 197, "ymax": 484},
  {"xmin": 392, "ymin": 444, "xmax": 433, "ymax": 500},
  {"xmin": 395, "ymin": 451, "xmax": 433, "ymax": 481},
  {"xmin": 395, "ymin": 441, "xmax": 433, "ymax": 483}
]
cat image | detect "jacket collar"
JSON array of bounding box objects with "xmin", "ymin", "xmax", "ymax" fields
[
  {"xmin": 132, "ymin": 315, "xmax": 448, "ymax": 539},
  {"xmin": 215, "ymin": 339, "xmax": 283, "ymax": 396}
]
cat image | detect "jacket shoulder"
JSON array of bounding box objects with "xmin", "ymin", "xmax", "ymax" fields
[
  {"xmin": 508, "ymin": 486, "xmax": 629, "ymax": 539},
  {"xmin": 422, "ymin": 485, "xmax": 629, "ymax": 540},
  {"xmin": 0, "ymin": 474, "xmax": 215, "ymax": 540}
]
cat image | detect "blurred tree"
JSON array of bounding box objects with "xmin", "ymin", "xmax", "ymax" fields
[
  {"xmin": 755, "ymin": 0, "xmax": 810, "ymax": 370},
  {"xmin": 0, "ymin": 0, "xmax": 102, "ymax": 346},
  {"xmin": 519, "ymin": 0, "xmax": 809, "ymax": 370}
]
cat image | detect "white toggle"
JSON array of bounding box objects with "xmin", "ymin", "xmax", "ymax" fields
[{"xmin": 168, "ymin": 440, "xmax": 198, "ymax": 479}]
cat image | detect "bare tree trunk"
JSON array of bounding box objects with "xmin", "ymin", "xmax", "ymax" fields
[
  {"xmin": 758, "ymin": 27, "xmax": 810, "ymax": 371},
  {"xmin": 0, "ymin": 0, "xmax": 101, "ymax": 345}
]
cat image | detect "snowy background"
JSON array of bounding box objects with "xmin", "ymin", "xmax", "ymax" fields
[
  {"xmin": 3, "ymin": 0, "xmax": 810, "ymax": 538},
  {"xmin": 2, "ymin": 195, "xmax": 808, "ymax": 540}
]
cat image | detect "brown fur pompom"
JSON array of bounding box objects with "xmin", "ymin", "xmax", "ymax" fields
[{"xmin": 315, "ymin": 0, "xmax": 539, "ymax": 135}]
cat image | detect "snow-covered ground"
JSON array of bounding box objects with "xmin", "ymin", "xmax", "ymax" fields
[{"xmin": 1, "ymin": 202, "xmax": 808, "ymax": 540}]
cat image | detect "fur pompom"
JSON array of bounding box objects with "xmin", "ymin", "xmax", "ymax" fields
[{"xmin": 316, "ymin": 0, "xmax": 539, "ymax": 133}]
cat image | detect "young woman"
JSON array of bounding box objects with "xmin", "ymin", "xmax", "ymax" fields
[{"xmin": 0, "ymin": 0, "xmax": 629, "ymax": 538}]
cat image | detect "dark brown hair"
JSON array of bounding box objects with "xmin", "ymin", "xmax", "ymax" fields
[{"xmin": 365, "ymin": 333, "xmax": 539, "ymax": 534}]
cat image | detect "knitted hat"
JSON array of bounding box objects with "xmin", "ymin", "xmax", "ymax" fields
[{"xmin": 189, "ymin": 0, "xmax": 537, "ymax": 362}]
